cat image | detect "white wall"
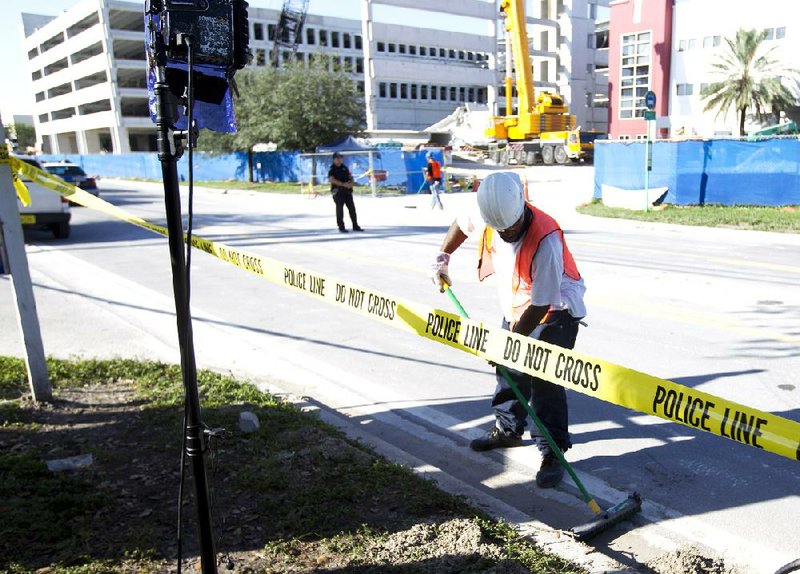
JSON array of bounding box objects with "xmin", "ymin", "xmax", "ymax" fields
[{"xmin": 670, "ymin": 0, "xmax": 799, "ymax": 136}]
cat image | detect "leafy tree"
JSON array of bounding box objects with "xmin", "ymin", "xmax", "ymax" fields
[
  {"xmin": 4, "ymin": 123, "xmax": 37, "ymax": 151},
  {"xmin": 197, "ymin": 56, "xmax": 365, "ymax": 153},
  {"xmin": 700, "ymin": 28, "xmax": 797, "ymax": 136}
]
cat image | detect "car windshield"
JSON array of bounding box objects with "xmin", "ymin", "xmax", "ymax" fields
[{"xmin": 45, "ymin": 165, "xmax": 86, "ymax": 177}]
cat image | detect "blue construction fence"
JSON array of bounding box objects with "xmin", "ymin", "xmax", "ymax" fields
[
  {"xmin": 38, "ymin": 149, "xmax": 438, "ymax": 194},
  {"xmin": 594, "ymin": 137, "xmax": 800, "ymax": 206}
]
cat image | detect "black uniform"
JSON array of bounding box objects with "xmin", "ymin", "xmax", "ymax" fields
[{"xmin": 328, "ymin": 162, "xmax": 360, "ymax": 231}]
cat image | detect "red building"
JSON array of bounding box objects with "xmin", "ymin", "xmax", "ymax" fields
[{"xmin": 608, "ymin": 0, "xmax": 673, "ymax": 139}]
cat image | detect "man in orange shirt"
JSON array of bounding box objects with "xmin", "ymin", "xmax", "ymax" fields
[{"xmin": 426, "ymin": 152, "xmax": 443, "ymax": 210}]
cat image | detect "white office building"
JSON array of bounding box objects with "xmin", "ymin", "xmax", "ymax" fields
[
  {"xmin": 669, "ymin": 0, "xmax": 799, "ymax": 137},
  {"xmin": 22, "ymin": 0, "xmax": 609, "ymax": 154}
]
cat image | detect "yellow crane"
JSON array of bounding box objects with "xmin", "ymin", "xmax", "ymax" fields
[{"xmin": 486, "ymin": 0, "xmax": 586, "ymax": 165}]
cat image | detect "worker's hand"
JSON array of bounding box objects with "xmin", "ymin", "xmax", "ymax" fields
[{"xmin": 430, "ymin": 252, "xmax": 452, "ymax": 293}]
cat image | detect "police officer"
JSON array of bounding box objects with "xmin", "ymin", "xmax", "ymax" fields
[{"xmin": 328, "ymin": 152, "xmax": 363, "ymax": 233}]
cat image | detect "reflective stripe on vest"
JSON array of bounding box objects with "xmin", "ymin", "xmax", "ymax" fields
[{"xmin": 477, "ymin": 204, "xmax": 581, "ymax": 321}]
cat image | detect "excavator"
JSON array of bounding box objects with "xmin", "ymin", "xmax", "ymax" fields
[{"xmin": 486, "ymin": 0, "xmax": 589, "ymax": 165}]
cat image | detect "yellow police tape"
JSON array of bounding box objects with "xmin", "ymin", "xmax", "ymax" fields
[{"xmin": 10, "ymin": 157, "xmax": 800, "ymax": 462}]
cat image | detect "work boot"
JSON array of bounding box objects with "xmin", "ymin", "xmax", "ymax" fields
[
  {"xmin": 353, "ymin": 226, "xmax": 364, "ymax": 232},
  {"xmin": 535, "ymin": 449, "xmax": 565, "ymax": 488},
  {"xmin": 470, "ymin": 427, "xmax": 522, "ymax": 452},
  {"xmin": 339, "ymin": 227, "xmax": 349, "ymax": 233}
]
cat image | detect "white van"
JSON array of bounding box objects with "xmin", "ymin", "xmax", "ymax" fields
[{"xmin": 13, "ymin": 155, "xmax": 71, "ymax": 239}]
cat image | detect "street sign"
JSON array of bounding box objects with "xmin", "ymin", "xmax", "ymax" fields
[
  {"xmin": 644, "ymin": 110, "xmax": 656, "ymax": 121},
  {"xmin": 645, "ymin": 90, "xmax": 656, "ymax": 110}
]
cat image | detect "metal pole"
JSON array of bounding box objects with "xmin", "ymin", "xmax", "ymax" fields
[
  {"xmin": 0, "ymin": 123, "xmax": 52, "ymax": 402},
  {"xmin": 644, "ymin": 122, "xmax": 650, "ymax": 212},
  {"xmin": 153, "ymin": 61, "xmax": 218, "ymax": 574}
]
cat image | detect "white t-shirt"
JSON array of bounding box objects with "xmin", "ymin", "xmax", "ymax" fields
[{"xmin": 457, "ymin": 211, "xmax": 587, "ymax": 323}]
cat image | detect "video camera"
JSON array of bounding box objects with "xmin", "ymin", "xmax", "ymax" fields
[{"xmin": 145, "ymin": 0, "xmax": 252, "ymax": 133}]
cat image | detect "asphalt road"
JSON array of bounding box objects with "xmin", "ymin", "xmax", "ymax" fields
[{"xmin": 2, "ymin": 165, "xmax": 799, "ymax": 573}]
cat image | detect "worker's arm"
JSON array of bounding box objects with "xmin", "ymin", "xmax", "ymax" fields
[
  {"xmin": 431, "ymin": 220, "xmax": 468, "ymax": 292},
  {"xmin": 439, "ymin": 220, "xmax": 468, "ymax": 254},
  {"xmin": 512, "ymin": 304, "xmax": 550, "ymax": 336}
]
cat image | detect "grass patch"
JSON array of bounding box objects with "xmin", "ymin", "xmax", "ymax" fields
[
  {"xmin": 577, "ymin": 199, "xmax": 800, "ymax": 233},
  {"xmin": 117, "ymin": 178, "xmax": 408, "ymax": 196},
  {"xmin": 0, "ymin": 357, "xmax": 586, "ymax": 574}
]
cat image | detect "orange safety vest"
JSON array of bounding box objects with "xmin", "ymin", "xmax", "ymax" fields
[
  {"xmin": 477, "ymin": 203, "xmax": 580, "ymax": 321},
  {"xmin": 427, "ymin": 160, "xmax": 442, "ymax": 180}
]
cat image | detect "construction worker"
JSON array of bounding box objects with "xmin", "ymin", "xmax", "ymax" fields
[
  {"xmin": 328, "ymin": 152, "xmax": 363, "ymax": 233},
  {"xmin": 426, "ymin": 152, "xmax": 443, "ymax": 210},
  {"xmin": 430, "ymin": 171, "xmax": 586, "ymax": 488}
]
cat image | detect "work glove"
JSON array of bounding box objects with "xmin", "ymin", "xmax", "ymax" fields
[{"xmin": 430, "ymin": 252, "xmax": 452, "ymax": 293}]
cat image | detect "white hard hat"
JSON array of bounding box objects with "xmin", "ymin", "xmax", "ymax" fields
[{"xmin": 477, "ymin": 172, "xmax": 525, "ymax": 230}]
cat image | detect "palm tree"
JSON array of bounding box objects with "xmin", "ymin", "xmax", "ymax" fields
[{"xmin": 700, "ymin": 28, "xmax": 797, "ymax": 136}]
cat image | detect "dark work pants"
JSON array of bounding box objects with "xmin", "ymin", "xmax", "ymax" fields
[
  {"xmin": 333, "ymin": 190, "xmax": 358, "ymax": 230},
  {"xmin": 492, "ymin": 313, "xmax": 579, "ymax": 450}
]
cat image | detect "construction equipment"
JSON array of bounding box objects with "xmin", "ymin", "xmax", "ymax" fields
[
  {"xmin": 269, "ymin": 0, "xmax": 309, "ymax": 67},
  {"xmin": 443, "ymin": 283, "xmax": 642, "ymax": 540},
  {"xmin": 486, "ymin": 0, "xmax": 587, "ymax": 165}
]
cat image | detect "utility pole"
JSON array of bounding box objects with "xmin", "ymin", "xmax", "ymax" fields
[{"xmin": 0, "ymin": 121, "xmax": 52, "ymax": 402}]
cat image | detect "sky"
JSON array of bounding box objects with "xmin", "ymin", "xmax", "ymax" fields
[{"xmin": 0, "ymin": 0, "xmax": 490, "ymax": 121}]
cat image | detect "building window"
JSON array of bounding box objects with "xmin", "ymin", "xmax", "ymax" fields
[
  {"xmin": 400, "ymin": 84, "xmax": 408, "ymax": 99},
  {"xmin": 356, "ymin": 57, "xmax": 363, "ymax": 73},
  {"xmin": 765, "ymin": 28, "xmax": 774, "ymax": 40},
  {"xmin": 35, "ymin": 92, "xmax": 45, "ymax": 102},
  {"xmin": 253, "ymin": 23, "xmax": 264, "ymax": 41},
  {"xmin": 319, "ymin": 30, "xmax": 328, "ymax": 46},
  {"xmin": 331, "ymin": 31, "xmax": 339, "ymax": 48},
  {"xmin": 355, "ymin": 35, "xmax": 362, "ymax": 49},
  {"xmin": 306, "ymin": 28, "xmax": 315, "ymax": 45},
  {"xmin": 688, "ymin": 38, "xmax": 696, "ymax": 49},
  {"xmin": 450, "ymin": 87, "xmax": 457, "ymax": 100},
  {"xmin": 32, "ymin": 70, "xmax": 42, "ymax": 81},
  {"xmin": 379, "ymin": 82, "xmax": 386, "ymax": 97},
  {"xmin": 540, "ymin": 60, "xmax": 549, "ymax": 83},
  {"xmin": 700, "ymin": 83, "xmax": 709, "ymax": 93},
  {"xmin": 676, "ymin": 83, "xmax": 693, "ymax": 96},
  {"xmin": 343, "ymin": 33, "xmax": 351, "ymax": 49},
  {"xmin": 439, "ymin": 48, "xmax": 446, "ymax": 58},
  {"xmin": 776, "ymin": 27, "xmax": 785, "ymax": 40},
  {"xmin": 713, "ymin": 36, "xmax": 721, "ymax": 47},
  {"xmin": 420, "ymin": 46, "xmax": 427, "ymax": 56},
  {"xmin": 703, "ymin": 36, "xmax": 712, "ymax": 48},
  {"xmin": 449, "ymin": 49, "xmax": 456, "ymax": 59},
  {"xmin": 421, "ymin": 85, "xmax": 428, "ymax": 99},
  {"xmin": 411, "ymin": 84, "xmax": 417, "ymax": 99},
  {"xmin": 377, "ymin": 42, "xmax": 385, "ymax": 52},
  {"xmin": 678, "ymin": 39, "xmax": 686, "ymax": 51},
  {"xmin": 619, "ymin": 31, "xmax": 651, "ymax": 119},
  {"xmin": 618, "ymin": 134, "xmax": 631, "ymax": 140},
  {"xmin": 388, "ymin": 43, "xmax": 396, "ymax": 53},
  {"xmin": 38, "ymin": 114, "xmax": 49, "ymax": 123},
  {"xmin": 440, "ymin": 86, "xmax": 447, "ymax": 100},
  {"xmin": 399, "ymin": 44, "xmax": 406, "ymax": 54},
  {"xmin": 409, "ymin": 45, "xmax": 416, "ymax": 55},
  {"xmin": 390, "ymin": 83, "xmax": 397, "ymax": 98},
  {"xmin": 458, "ymin": 50, "xmax": 465, "ymax": 60}
]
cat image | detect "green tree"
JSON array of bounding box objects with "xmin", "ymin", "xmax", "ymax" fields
[
  {"xmin": 4, "ymin": 123, "xmax": 37, "ymax": 151},
  {"xmin": 700, "ymin": 28, "xmax": 797, "ymax": 136},
  {"xmin": 197, "ymin": 56, "xmax": 365, "ymax": 153}
]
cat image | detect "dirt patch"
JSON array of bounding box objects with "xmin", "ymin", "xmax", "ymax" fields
[{"xmin": 647, "ymin": 546, "xmax": 744, "ymax": 574}]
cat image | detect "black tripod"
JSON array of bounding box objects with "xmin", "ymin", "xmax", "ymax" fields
[{"xmin": 151, "ymin": 32, "xmax": 218, "ymax": 574}]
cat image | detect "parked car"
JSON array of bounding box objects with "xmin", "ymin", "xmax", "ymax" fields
[
  {"xmin": 42, "ymin": 161, "xmax": 99, "ymax": 197},
  {"xmin": 13, "ymin": 155, "xmax": 71, "ymax": 239}
]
